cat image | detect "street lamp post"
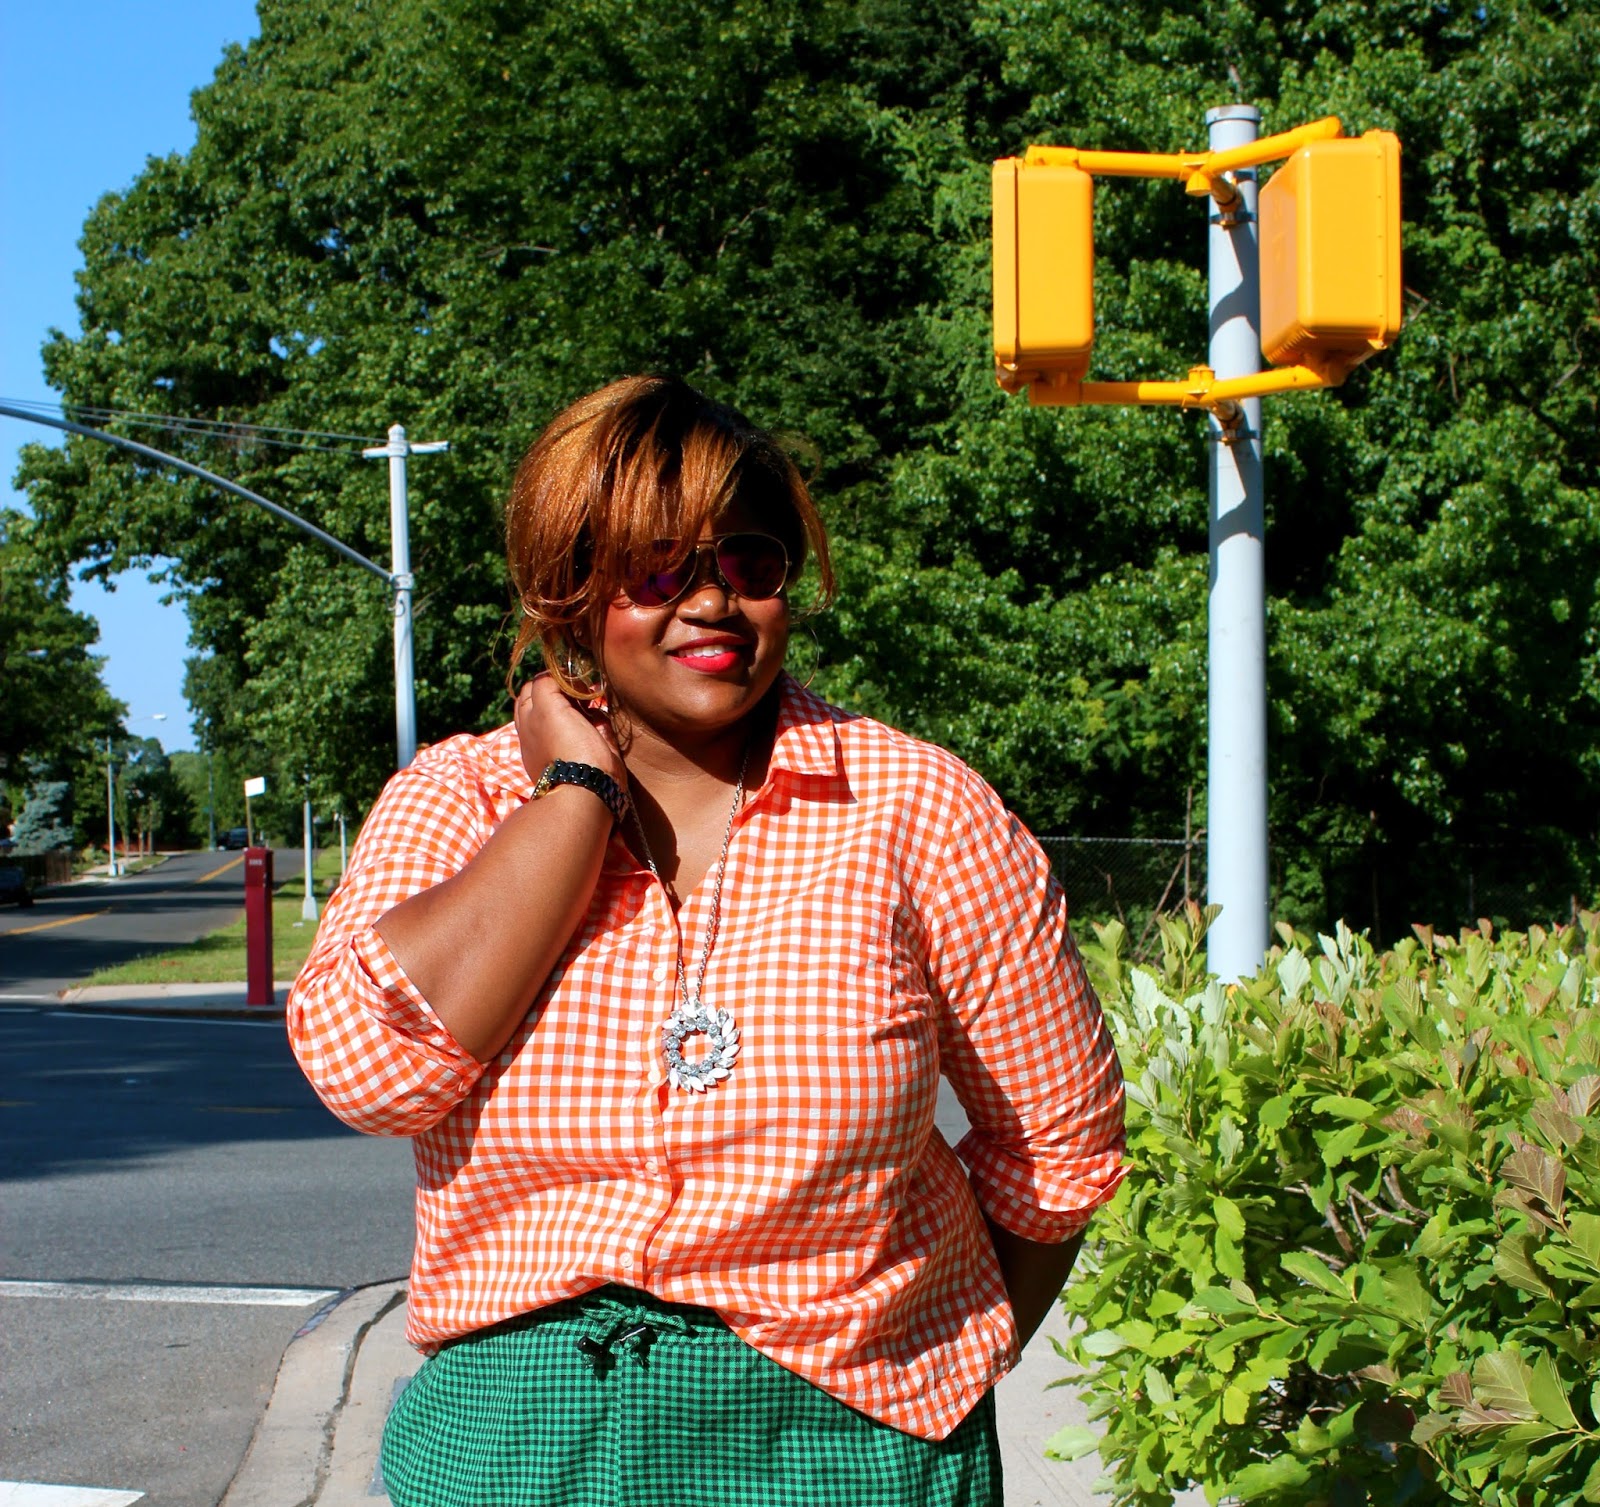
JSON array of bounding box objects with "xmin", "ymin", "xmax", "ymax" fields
[
  {"xmin": 0, "ymin": 404, "xmax": 420, "ymax": 774},
  {"xmin": 106, "ymin": 713, "xmax": 166, "ymax": 877},
  {"xmin": 105, "ymin": 735, "xmax": 117, "ymax": 879},
  {"xmin": 301, "ymin": 773, "xmax": 319, "ymax": 923}
]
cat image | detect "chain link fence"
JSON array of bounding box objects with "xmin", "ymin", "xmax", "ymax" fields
[
  {"xmin": 1037, "ymin": 833, "xmax": 1596, "ymax": 956},
  {"xmin": 1279, "ymin": 836, "xmax": 1594, "ymax": 945},
  {"xmin": 1038, "ymin": 836, "xmax": 1203, "ymax": 957}
]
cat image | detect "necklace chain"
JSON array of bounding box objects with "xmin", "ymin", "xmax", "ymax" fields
[{"xmin": 629, "ymin": 741, "xmax": 750, "ymax": 1014}]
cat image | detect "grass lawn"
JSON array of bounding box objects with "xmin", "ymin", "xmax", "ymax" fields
[{"xmin": 84, "ymin": 850, "xmax": 347, "ymax": 986}]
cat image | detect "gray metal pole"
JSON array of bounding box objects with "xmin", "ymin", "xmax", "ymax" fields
[
  {"xmin": 364, "ymin": 424, "xmax": 448, "ymax": 769},
  {"xmin": 106, "ymin": 736, "xmax": 119, "ymax": 879},
  {"xmin": 1205, "ymin": 104, "xmax": 1270, "ymax": 982},
  {"xmin": 388, "ymin": 426, "xmax": 417, "ymax": 771},
  {"xmin": 302, "ymin": 788, "xmax": 319, "ymax": 922}
]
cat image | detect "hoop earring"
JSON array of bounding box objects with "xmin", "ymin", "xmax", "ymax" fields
[
  {"xmin": 562, "ymin": 644, "xmax": 606, "ymax": 701},
  {"xmin": 785, "ymin": 624, "xmax": 821, "ymax": 689}
]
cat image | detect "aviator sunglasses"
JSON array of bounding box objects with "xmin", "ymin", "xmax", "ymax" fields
[{"xmin": 624, "ymin": 532, "xmax": 791, "ymax": 607}]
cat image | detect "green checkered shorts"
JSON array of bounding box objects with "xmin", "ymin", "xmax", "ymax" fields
[{"xmin": 380, "ymin": 1285, "xmax": 1002, "ymax": 1507}]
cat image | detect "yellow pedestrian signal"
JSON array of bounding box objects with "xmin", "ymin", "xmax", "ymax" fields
[
  {"xmin": 990, "ymin": 117, "xmax": 1402, "ymax": 412},
  {"xmin": 992, "ymin": 158, "xmax": 1095, "ymax": 395},
  {"xmin": 1259, "ymin": 132, "xmax": 1402, "ymax": 382}
]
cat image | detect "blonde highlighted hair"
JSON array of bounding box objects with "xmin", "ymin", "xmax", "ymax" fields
[{"xmin": 506, "ymin": 376, "xmax": 834, "ymax": 698}]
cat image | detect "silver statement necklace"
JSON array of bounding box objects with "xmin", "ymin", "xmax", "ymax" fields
[{"xmin": 630, "ymin": 743, "xmax": 750, "ymax": 1093}]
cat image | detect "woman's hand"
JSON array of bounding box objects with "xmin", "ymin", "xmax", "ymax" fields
[{"xmin": 514, "ymin": 674, "xmax": 627, "ymax": 790}]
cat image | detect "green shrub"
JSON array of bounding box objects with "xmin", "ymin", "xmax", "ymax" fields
[{"xmin": 1051, "ymin": 906, "xmax": 1600, "ymax": 1505}]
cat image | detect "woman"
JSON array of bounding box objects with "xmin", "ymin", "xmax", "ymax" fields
[{"xmin": 289, "ymin": 376, "xmax": 1125, "ymax": 1507}]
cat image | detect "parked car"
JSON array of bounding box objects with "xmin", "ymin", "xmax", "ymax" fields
[
  {"xmin": 219, "ymin": 826, "xmax": 251, "ymax": 850},
  {"xmin": 0, "ymin": 864, "xmax": 35, "ymax": 907}
]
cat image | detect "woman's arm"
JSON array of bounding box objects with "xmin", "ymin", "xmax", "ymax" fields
[
  {"xmin": 921, "ymin": 766, "xmax": 1126, "ymax": 1319},
  {"xmin": 374, "ymin": 675, "xmax": 627, "ymax": 1062},
  {"xmin": 288, "ymin": 677, "xmax": 629, "ymax": 1130}
]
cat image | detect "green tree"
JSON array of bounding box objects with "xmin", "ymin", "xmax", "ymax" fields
[
  {"xmin": 169, "ymin": 748, "xmax": 240, "ymax": 847},
  {"xmin": 18, "ymin": 0, "xmax": 1600, "ymax": 935},
  {"xmin": 114, "ymin": 737, "xmax": 186, "ymax": 855},
  {"xmin": 10, "ymin": 781, "xmax": 76, "ymax": 854},
  {"xmin": 19, "ymin": 0, "xmax": 1017, "ymax": 823},
  {"xmin": 0, "ymin": 509, "xmax": 125, "ymax": 787},
  {"xmin": 834, "ymin": 0, "xmax": 1600, "ymax": 932}
]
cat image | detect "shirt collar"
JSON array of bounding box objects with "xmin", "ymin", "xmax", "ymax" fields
[{"xmin": 768, "ymin": 672, "xmax": 848, "ymax": 785}]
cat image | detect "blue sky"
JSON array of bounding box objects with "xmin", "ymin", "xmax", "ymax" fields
[{"xmin": 1, "ymin": 0, "xmax": 264, "ymax": 754}]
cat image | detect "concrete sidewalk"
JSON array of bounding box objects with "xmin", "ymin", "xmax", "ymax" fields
[{"xmin": 220, "ymin": 1281, "xmax": 1163, "ymax": 1507}]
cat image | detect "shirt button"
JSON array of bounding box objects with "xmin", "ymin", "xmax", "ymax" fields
[
  {"xmin": 652, "ymin": 965, "xmax": 670, "ymax": 983},
  {"xmin": 645, "ymin": 1159, "xmax": 660, "ymax": 1173},
  {"xmin": 621, "ymin": 1253, "xmax": 634, "ymax": 1267}
]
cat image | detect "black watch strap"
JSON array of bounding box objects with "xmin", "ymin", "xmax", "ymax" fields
[{"xmin": 530, "ymin": 760, "xmax": 629, "ymax": 825}]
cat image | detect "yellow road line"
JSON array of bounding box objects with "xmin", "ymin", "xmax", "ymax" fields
[
  {"xmin": 2, "ymin": 857, "xmax": 240, "ymax": 940},
  {"xmin": 8, "ymin": 909, "xmax": 111, "ymax": 936}
]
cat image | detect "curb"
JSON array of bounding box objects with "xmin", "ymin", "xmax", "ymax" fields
[
  {"xmin": 50, "ymin": 1001, "xmax": 290, "ymax": 1023},
  {"xmin": 221, "ymin": 1280, "xmax": 408, "ymax": 1507},
  {"xmin": 51, "ymin": 983, "xmax": 296, "ymax": 1022}
]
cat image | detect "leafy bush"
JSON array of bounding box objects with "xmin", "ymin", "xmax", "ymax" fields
[{"xmin": 1051, "ymin": 906, "xmax": 1600, "ymax": 1505}]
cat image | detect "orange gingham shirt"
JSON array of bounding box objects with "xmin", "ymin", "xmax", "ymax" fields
[{"xmin": 288, "ymin": 676, "xmax": 1125, "ymax": 1440}]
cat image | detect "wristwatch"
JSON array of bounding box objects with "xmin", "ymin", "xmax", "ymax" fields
[{"xmin": 530, "ymin": 760, "xmax": 630, "ymax": 825}]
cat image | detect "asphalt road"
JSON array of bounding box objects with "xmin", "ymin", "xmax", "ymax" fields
[
  {"xmin": 0, "ymin": 849, "xmax": 305, "ymax": 999},
  {"xmin": 0, "ymin": 1009, "xmax": 416, "ymax": 1507}
]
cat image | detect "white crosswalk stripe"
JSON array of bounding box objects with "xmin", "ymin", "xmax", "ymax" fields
[{"xmin": 0, "ymin": 1485, "xmax": 144, "ymax": 1507}]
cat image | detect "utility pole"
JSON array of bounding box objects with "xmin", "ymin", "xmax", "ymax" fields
[
  {"xmin": 363, "ymin": 424, "xmax": 449, "ymax": 769},
  {"xmin": 104, "ymin": 713, "xmax": 166, "ymax": 878},
  {"xmin": 1204, "ymin": 105, "xmax": 1270, "ymax": 983}
]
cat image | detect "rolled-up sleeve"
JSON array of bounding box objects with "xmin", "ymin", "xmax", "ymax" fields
[
  {"xmin": 287, "ymin": 758, "xmax": 489, "ymax": 1136},
  {"xmin": 924, "ymin": 771, "xmax": 1125, "ymax": 1242}
]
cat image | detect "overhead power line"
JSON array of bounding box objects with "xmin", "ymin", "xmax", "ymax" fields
[
  {"xmin": 0, "ymin": 396, "xmax": 386, "ymax": 456},
  {"xmin": 0, "ymin": 402, "xmax": 391, "ymax": 581}
]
